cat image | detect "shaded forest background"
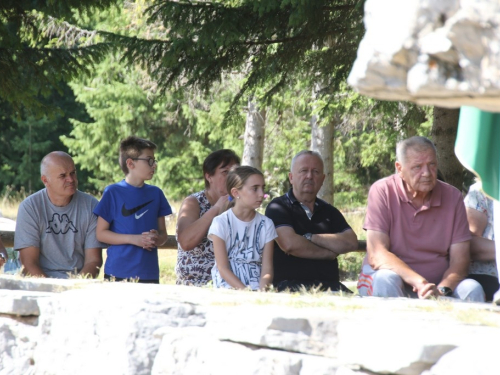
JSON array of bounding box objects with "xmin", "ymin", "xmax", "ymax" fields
[{"xmin": 0, "ymin": 0, "xmax": 471, "ymax": 210}]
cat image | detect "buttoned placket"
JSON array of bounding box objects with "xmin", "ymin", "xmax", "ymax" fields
[{"xmin": 300, "ymin": 202, "xmax": 314, "ymax": 220}]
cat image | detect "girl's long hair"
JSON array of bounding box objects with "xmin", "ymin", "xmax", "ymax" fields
[{"xmin": 225, "ymin": 166, "xmax": 264, "ymax": 209}]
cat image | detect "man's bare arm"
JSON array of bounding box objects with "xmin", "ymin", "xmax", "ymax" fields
[
  {"xmin": 311, "ymin": 229, "xmax": 359, "ymax": 255},
  {"xmin": 438, "ymin": 241, "xmax": 470, "ymax": 291},
  {"xmin": 470, "ymin": 236, "xmax": 495, "ymax": 261},
  {"xmin": 19, "ymin": 246, "xmax": 46, "ymax": 277},
  {"xmin": 466, "ymin": 207, "xmax": 496, "ymax": 261},
  {"xmin": 275, "ymin": 226, "xmax": 337, "ymax": 260},
  {"xmin": 79, "ymin": 248, "xmax": 103, "ymax": 278},
  {"xmin": 367, "ymin": 230, "xmax": 438, "ymax": 298}
]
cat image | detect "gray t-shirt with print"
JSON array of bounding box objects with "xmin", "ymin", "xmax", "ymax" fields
[{"xmin": 15, "ymin": 189, "xmax": 102, "ymax": 278}]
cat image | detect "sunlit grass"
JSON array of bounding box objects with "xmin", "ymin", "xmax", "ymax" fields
[
  {"xmin": 339, "ymin": 209, "xmax": 366, "ymax": 281},
  {"xmin": 0, "ymin": 186, "xmax": 28, "ymax": 220},
  {"xmin": 343, "ymin": 209, "xmax": 366, "ymax": 241},
  {"xmin": 159, "ymin": 250, "xmax": 177, "ymax": 284},
  {"xmin": 455, "ymin": 309, "xmax": 500, "ymax": 327}
]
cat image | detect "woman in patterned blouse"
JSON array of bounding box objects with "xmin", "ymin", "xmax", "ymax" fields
[
  {"xmin": 175, "ymin": 149, "xmax": 240, "ymax": 286},
  {"xmin": 464, "ymin": 181, "xmax": 499, "ymax": 301}
]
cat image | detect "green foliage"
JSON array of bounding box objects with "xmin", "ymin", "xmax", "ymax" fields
[
  {"xmin": 0, "ymin": 83, "xmax": 92, "ymax": 194},
  {"xmin": 2, "ymin": 0, "xmax": 433, "ymax": 213},
  {"xmin": 338, "ymin": 252, "xmax": 364, "ymax": 281},
  {"xmin": 64, "ymin": 55, "xmax": 247, "ymax": 200},
  {"xmin": 330, "ymin": 97, "xmax": 431, "ymax": 209},
  {"xmin": 107, "ymin": 0, "xmax": 365, "ymax": 118},
  {"xmin": 63, "ymin": 5, "xmax": 246, "ymax": 200},
  {"xmin": 255, "ymin": 82, "xmax": 431, "ymax": 209},
  {"xmin": 260, "ymin": 86, "xmax": 312, "ymax": 199},
  {"xmin": 0, "ymin": 0, "xmax": 119, "ymax": 116}
]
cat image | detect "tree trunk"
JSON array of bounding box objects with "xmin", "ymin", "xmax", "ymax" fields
[
  {"xmin": 242, "ymin": 99, "xmax": 266, "ymax": 170},
  {"xmin": 431, "ymin": 107, "xmax": 464, "ymax": 191},
  {"xmin": 311, "ymin": 115, "xmax": 335, "ymax": 204}
]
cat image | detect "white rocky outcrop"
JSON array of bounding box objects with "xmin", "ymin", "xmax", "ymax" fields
[
  {"xmin": 1, "ymin": 275, "xmax": 499, "ymax": 375},
  {"xmin": 348, "ymin": 0, "xmax": 500, "ymax": 111}
]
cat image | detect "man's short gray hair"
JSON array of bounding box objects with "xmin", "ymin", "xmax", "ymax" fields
[
  {"xmin": 40, "ymin": 151, "xmax": 73, "ymax": 176},
  {"xmin": 396, "ymin": 136, "xmax": 437, "ymax": 165},
  {"xmin": 290, "ymin": 150, "xmax": 324, "ymax": 172}
]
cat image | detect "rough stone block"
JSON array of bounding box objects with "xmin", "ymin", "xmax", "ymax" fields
[
  {"xmin": 0, "ymin": 316, "xmax": 38, "ymax": 374},
  {"xmin": 421, "ymin": 342, "xmax": 498, "ymax": 375},
  {"xmin": 0, "ymin": 274, "xmax": 101, "ymax": 293},
  {"xmin": 33, "ymin": 284, "xmax": 207, "ymax": 375},
  {"xmin": 1, "ymin": 276, "xmax": 500, "ymax": 375},
  {"xmin": 209, "ymin": 305, "xmax": 341, "ymax": 357},
  {"xmin": 152, "ymin": 326, "xmax": 343, "ymax": 375},
  {"xmin": 337, "ymin": 312, "xmax": 500, "ymax": 375},
  {"xmin": 348, "ymin": 0, "xmax": 500, "ymax": 111},
  {"xmin": 0, "ymin": 290, "xmax": 53, "ymax": 316}
]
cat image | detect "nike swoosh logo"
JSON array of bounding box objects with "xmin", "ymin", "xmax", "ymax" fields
[
  {"xmin": 122, "ymin": 200, "xmax": 153, "ymax": 216},
  {"xmin": 135, "ymin": 210, "xmax": 148, "ymax": 219}
]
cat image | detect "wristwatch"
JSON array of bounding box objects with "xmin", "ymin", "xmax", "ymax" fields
[
  {"xmin": 0, "ymin": 252, "xmax": 6, "ymax": 262},
  {"xmin": 303, "ymin": 233, "xmax": 313, "ymax": 241},
  {"xmin": 438, "ymin": 286, "xmax": 453, "ymax": 296}
]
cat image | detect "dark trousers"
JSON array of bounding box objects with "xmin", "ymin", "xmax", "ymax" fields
[
  {"xmin": 275, "ymin": 279, "xmax": 353, "ymax": 293},
  {"xmin": 468, "ymin": 274, "xmax": 499, "ymax": 302},
  {"xmin": 104, "ymin": 274, "xmax": 159, "ymax": 284}
]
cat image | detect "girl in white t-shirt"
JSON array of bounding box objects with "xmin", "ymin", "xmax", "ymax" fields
[{"xmin": 208, "ymin": 166, "xmax": 277, "ymax": 290}]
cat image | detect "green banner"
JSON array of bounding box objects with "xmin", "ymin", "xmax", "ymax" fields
[{"xmin": 455, "ymin": 106, "xmax": 500, "ymax": 201}]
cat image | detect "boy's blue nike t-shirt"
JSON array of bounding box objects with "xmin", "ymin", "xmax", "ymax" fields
[{"xmin": 94, "ymin": 180, "xmax": 172, "ymax": 279}]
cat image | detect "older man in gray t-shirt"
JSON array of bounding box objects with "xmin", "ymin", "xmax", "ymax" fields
[{"xmin": 15, "ymin": 152, "xmax": 102, "ymax": 279}]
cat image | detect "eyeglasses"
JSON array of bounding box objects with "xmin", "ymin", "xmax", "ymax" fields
[{"xmin": 132, "ymin": 158, "xmax": 158, "ymax": 167}]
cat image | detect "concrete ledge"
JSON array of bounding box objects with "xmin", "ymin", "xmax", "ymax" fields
[{"xmin": 0, "ymin": 274, "xmax": 101, "ymax": 293}]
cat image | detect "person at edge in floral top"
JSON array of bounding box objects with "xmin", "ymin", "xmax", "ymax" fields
[
  {"xmin": 464, "ymin": 181, "xmax": 499, "ymax": 301},
  {"xmin": 175, "ymin": 149, "xmax": 240, "ymax": 286}
]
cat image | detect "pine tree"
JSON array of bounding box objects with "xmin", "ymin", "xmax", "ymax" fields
[
  {"xmin": 62, "ymin": 3, "xmax": 246, "ymax": 200},
  {"xmin": 0, "ymin": 0, "xmax": 118, "ymax": 115},
  {"xmin": 0, "ymin": 81, "xmax": 93, "ymax": 194},
  {"xmin": 109, "ymin": 0, "xmax": 365, "ymax": 116}
]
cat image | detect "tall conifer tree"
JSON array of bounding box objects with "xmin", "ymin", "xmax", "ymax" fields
[{"xmin": 0, "ymin": 0, "xmax": 118, "ymax": 115}]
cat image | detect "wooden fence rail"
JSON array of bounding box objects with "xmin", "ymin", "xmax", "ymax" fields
[{"xmin": 1, "ymin": 230, "xmax": 367, "ymax": 251}]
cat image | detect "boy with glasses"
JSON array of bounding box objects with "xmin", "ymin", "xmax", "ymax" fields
[{"xmin": 94, "ymin": 136, "xmax": 172, "ymax": 283}]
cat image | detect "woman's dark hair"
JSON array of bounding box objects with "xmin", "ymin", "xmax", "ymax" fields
[{"xmin": 203, "ymin": 149, "xmax": 240, "ymax": 188}]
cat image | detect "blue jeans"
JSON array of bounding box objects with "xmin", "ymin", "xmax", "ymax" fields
[{"xmin": 358, "ymin": 265, "xmax": 485, "ymax": 302}]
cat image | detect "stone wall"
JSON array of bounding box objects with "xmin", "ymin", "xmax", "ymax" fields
[
  {"xmin": 348, "ymin": 0, "xmax": 500, "ymax": 111},
  {"xmin": 1, "ymin": 275, "xmax": 499, "ymax": 375}
]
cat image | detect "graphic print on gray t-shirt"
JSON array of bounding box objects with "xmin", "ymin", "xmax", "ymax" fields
[
  {"xmin": 46, "ymin": 213, "xmax": 78, "ymax": 234},
  {"xmin": 14, "ymin": 189, "xmax": 102, "ymax": 279}
]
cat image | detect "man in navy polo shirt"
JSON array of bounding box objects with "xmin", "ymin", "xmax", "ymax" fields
[{"xmin": 265, "ymin": 150, "xmax": 358, "ymax": 292}]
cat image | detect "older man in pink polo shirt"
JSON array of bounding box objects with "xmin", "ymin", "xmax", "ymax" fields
[{"xmin": 357, "ymin": 136, "xmax": 485, "ymax": 302}]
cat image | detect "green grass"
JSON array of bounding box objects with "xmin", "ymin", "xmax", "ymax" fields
[
  {"xmin": 0, "ymin": 186, "xmax": 28, "ymax": 220},
  {"xmin": 159, "ymin": 250, "xmax": 178, "ymax": 284},
  {"xmin": 339, "ymin": 209, "xmax": 366, "ymax": 281},
  {"xmin": 343, "ymin": 210, "xmax": 366, "ymax": 241}
]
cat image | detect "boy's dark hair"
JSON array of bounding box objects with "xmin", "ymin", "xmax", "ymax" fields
[
  {"xmin": 203, "ymin": 149, "xmax": 240, "ymax": 188},
  {"xmin": 119, "ymin": 136, "xmax": 157, "ymax": 174}
]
